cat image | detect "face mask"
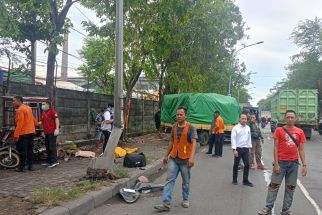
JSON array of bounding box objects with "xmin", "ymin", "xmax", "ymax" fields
[{"xmin": 42, "ymin": 105, "xmax": 49, "ymax": 111}]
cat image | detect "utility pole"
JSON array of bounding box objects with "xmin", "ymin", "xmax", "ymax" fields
[
  {"xmin": 227, "ymin": 41, "xmax": 264, "ymax": 97},
  {"xmin": 87, "ymin": 0, "xmax": 124, "ymax": 172}
]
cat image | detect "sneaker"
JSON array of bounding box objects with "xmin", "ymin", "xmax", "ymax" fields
[
  {"xmin": 182, "ymin": 200, "xmax": 189, "ymax": 208},
  {"xmin": 243, "ymin": 181, "xmax": 254, "ymax": 187},
  {"xmin": 41, "ymin": 163, "xmax": 50, "ymax": 166},
  {"xmin": 258, "ymin": 207, "xmax": 272, "ymax": 215},
  {"xmin": 232, "ymin": 181, "xmax": 238, "ymax": 185},
  {"xmin": 154, "ymin": 204, "xmax": 170, "ymax": 212},
  {"xmin": 48, "ymin": 162, "xmax": 59, "ymax": 168}
]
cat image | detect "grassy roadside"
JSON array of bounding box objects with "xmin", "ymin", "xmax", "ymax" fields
[{"xmin": 31, "ymin": 165, "xmax": 129, "ymax": 206}]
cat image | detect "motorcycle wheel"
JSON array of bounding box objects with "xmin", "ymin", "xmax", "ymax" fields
[{"xmin": 0, "ymin": 151, "xmax": 20, "ymax": 168}]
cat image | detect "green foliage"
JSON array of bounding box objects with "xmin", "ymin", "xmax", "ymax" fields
[
  {"xmin": 80, "ymin": 0, "xmax": 247, "ymax": 96},
  {"xmin": 285, "ymin": 17, "xmax": 322, "ymax": 113},
  {"xmin": 258, "ymin": 97, "xmax": 271, "ymax": 111},
  {"xmin": 79, "ymin": 38, "xmax": 115, "ymax": 94}
]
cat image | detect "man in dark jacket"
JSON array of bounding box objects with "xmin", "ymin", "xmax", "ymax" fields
[{"xmin": 248, "ymin": 113, "xmax": 264, "ymax": 169}]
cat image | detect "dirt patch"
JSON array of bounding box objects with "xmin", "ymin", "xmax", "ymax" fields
[{"xmin": 0, "ymin": 196, "xmax": 37, "ymax": 215}]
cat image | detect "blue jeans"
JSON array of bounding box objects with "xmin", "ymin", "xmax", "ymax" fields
[
  {"xmin": 163, "ymin": 157, "xmax": 191, "ymax": 205},
  {"xmin": 265, "ymin": 160, "xmax": 299, "ymax": 212}
]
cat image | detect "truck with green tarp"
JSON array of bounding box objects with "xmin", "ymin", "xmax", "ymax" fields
[
  {"xmin": 270, "ymin": 89, "xmax": 318, "ymax": 139},
  {"xmin": 161, "ymin": 93, "xmax": 242, "ymax": 145}
]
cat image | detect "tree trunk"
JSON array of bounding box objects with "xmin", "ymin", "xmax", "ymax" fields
[
  {"xmin": 30, "ymin": 40, "xmax": 36, "ymax": 84},
  {"xmin": 158, "ymin": 63, "xmax": 166, "ymax": 109},
  {"xmin": 46, "ymin": 42, "xmax": 57, "ymax": 104},
  {"xmin": 5, "ymin": 54, "xmax": 11, "ymax": 95},
  {"xmin": 123, "ymin": 89, "xmax": 133, "ymax": 138}
]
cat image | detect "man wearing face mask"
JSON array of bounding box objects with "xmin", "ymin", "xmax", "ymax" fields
[{"xmin": 39, "ymin": 101, "xmax": 60, "ymax": 168}]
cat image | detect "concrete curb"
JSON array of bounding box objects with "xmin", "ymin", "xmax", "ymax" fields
[{"xmin": 41, "ymin": 159, "xmax": 164, "ymax": 215}]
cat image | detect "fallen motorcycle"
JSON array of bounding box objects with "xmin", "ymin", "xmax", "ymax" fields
[{"xmin": 0, "ymin": 128, "xmax": 20, "ymax": 169}]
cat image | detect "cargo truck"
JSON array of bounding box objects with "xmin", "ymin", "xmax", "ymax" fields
[
  {"xmin": 270, "ymin": 89, "xmax": 318, "ymax": 139},
  {"xmin": 161, "ymin": 93, "xmax": 242, "ymax": 145}
]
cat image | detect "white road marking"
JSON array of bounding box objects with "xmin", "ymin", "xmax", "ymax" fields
[
  {"xmin": 263, "ymin": 170, "xmax": 276, "ymax": 215},
  {"xmin": 263, "ymin": 170, "xmax": 322, "ymax": 215},
  {"xmin": 297, "ymin": 179, "xmax": 322, "ymax": 215}
]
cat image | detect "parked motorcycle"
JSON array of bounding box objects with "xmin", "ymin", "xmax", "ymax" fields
[{"xmin": 0, "ymin": 128, "xmax": 20, "ymax": 169}]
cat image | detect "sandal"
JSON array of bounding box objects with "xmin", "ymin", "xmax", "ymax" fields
[{"xmin": 258, "ymin": 207, "xmax": 272, "ymax": 215}]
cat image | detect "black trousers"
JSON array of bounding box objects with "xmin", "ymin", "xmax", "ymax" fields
[
  {"xmin": 102, "ymin": 130, "xmax": 111, "ymax": 152},
  {"xmin": 214, "ymin": 133, "xmax": 224, "ymax": 156},
  {"xmin": 16, "ymin": 134, "xmax": 34, "ymax": 170},
  {"xmin": 45, "ymin": 134, "xmax": 58, "ymax": 164},
  {"xmin": 233, "ymin": 147, "xmax": 250, "ymax": 182},
  {"xmin": 207, "ymin": 134, "xmax": 216, "ymax": 154}
]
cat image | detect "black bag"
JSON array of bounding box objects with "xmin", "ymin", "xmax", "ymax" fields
[{"xmin": 123, "ymin": 152, "xmax": 146, "ymax": 168}]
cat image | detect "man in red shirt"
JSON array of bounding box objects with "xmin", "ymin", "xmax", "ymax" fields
[
  {"xmin": 39, "ymin": 101, "xmax": 60, "ymax": 168},
  {"xmin": 258, "ymin": 110, "xmax": 307, "ymax": 215}
]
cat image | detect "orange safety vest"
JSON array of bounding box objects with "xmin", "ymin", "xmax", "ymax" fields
[{"xmin": 170, "ymin": 122, "xmax": 192, "ymax": 159}]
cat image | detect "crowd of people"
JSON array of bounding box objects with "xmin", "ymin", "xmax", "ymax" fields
[{"xmin": 154, "ymin": 107, "xmax": 307, "ymax": 215}]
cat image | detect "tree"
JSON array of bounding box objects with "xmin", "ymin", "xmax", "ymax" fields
[
  {"xmin": 0, "ymin": 0, "xmax": 77, "ymax": 103},
  {"xmin": 79, "ymin": 38, "xmax": 115, "ymax": 94},
  {"xmin": 46, "ymin": 0, "xmax": 78, "ymax": 104},
  {"xmin": 0, "ymin": 0, "xmax": 53, "ymax": 84},
  {"xmin": 0, "ymin": 38, "xmax": 20, "ymax": 94},
  {"xmin": 80, "ymin": 0, "xmax": 248, "ymax": 135},
  {"xmin": 285, "ymin": 17, "xmax": 322, "ymax": 113}
]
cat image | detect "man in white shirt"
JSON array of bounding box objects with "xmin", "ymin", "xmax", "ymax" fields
[
  {"xmin": 231, "ymin": 113, "xmax": 253, "ymax": 187},
  {"xmin": 101, "ymin": 103, "xmax": 114, "ymax": 152}
]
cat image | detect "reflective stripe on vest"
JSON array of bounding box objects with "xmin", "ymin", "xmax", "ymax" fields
[{"xmin": 170, "ymin": 122, "xmax": 192, "ymax": 159}]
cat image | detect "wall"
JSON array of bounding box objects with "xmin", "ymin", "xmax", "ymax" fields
[{"xmin": 0, "ymin": 82, "xmax": 158, "ymax": 141}]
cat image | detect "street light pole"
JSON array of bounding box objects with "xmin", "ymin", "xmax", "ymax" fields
[
  {"xmin": 87, "ymin": 0, "xmax": 124, "ymax": 172},
  {"xmin": 227, "ymin": 41, "xmax": 264, "ymax": 97}
]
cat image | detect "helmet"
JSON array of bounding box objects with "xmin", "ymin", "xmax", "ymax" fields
[{"xmin": 119, "ymin": 188, "xmax": 140, "ymax": 203}]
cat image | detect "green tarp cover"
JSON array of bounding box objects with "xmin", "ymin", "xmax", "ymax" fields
[{"xmin": 161, "ymin": 93, "xmax": 242, "ymax": 125}]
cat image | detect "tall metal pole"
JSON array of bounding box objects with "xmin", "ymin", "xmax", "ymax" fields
[
  {"xmin": 114, "ymin": 0, "xmax": 123, "ymax": 128},
  {"xmin": 87, "ymin": 0, "xmax": 124, "ymax": 172},
  {"xmin": 227, "ymin": 41, "xmax": 264, "ymax": 97}
]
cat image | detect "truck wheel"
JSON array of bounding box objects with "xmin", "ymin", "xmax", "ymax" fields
[{"xmin": 198, "ymin": 131, "xmax": 209, "ymax": 146}]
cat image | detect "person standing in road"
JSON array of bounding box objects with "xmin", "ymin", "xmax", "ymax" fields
[
  {"xmin": 13, "ymin": 96, "xmax": 37, "ymax": 172},
  {"xmin": 206, "ymin": 112, "xmax": 216, "ymax": 154},
  {"xmin": 258, "ymin": 110, "xmax": 307, "ymax": 215},
  {"xmin": 39, "ymin": 101, "xmax": 60, "ymax": 168},
  {"xmin": 101, "ymin": 103, "xmax": 114, "ymax": 153},
  {"xmin": 248, "ymin": 113, "xmax": 265, "ymax": 169},
  {"xmin": 213, "ymin": 111, "xmax": 225, "ymax": 157},
  {"xmin": 154, "ymin": 106, "xmax": 198, "ymax": 212},
  {"xmin": 231, "ymin": 113, "xmax": 253, "ymax": 187}
]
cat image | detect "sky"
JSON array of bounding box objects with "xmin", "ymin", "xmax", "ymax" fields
[{"xmin": 235, "ymin": 0, "xmax": 322, "ymax": 106}]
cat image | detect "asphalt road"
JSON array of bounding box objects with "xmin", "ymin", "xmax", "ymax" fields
[{"xmin": 89, "ymin": 127, "xmax": 322, "ymax": 215}]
